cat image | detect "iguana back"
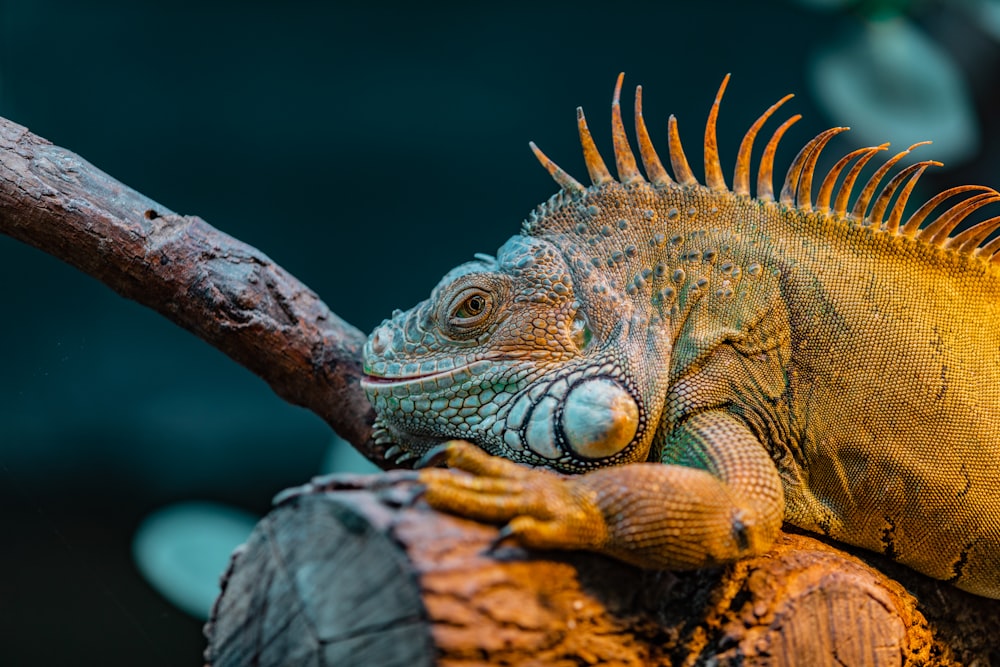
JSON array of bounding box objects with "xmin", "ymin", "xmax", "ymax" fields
[
  {"xmin": 625, "ymin": 183, "xmax": 1000, "ymax": 592},
  {"xmin": 361, "ymin": 74, "xmax": 1000, "ymax": 598}
]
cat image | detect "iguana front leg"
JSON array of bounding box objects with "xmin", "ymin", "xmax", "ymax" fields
[{"xmin": 420, "ymin": 410, "xmax": 785, "ymax": 570}]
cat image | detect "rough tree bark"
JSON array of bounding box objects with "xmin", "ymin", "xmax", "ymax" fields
[
  {"xmin": 0, "ymin": 115, "xmax": 383, "ymax": 464},
  {"xmin": 1, "ymin": 116, "xmax": 997, "ymax": 666}
]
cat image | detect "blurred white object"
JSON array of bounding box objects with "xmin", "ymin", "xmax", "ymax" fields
[
  {"xmin": 133, "ymin": 435, "xmax": 378, "ymax": 619},
  {"xmin": 810, "ymin": 16, "xmax": 979, "ymax": 165},
  {"xmin": 133, "ymin": 501, "xmax": 258, "ymax": 619}
]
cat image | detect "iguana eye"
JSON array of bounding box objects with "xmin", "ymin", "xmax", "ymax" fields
[
  {"xmin": 456, "ymin": 294, "xmax": 487, "ymax": 318},
  {"xmin": 449, "ymin": 289, "xmax": 492, "ymax": 325}
]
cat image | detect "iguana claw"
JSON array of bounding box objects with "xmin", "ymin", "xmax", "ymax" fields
[
  {"xmin": 415, "ymin": 442, "xmax": 453, "ymax": 469},
  {"xmin": 484, "ymin": 523, "xmax": 521, "ymax": 556},
  {"xmin": 418, "ymin": 440, "xmax": 609, "ymax": 553},
  {"xmin": 417, "ymin": 440, "xmax": 535, "ymax": 477}
]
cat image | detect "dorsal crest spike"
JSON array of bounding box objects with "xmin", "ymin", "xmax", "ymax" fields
[
  {"xmin": 610, "ymin": 73, "xmax": 644, "ymax": 185},
  {"xmin": 901, "ymin": 185, "xmax": 996, "ymax": 237},
  {"xmin": 779, "ymin": 127, "xmax": 848, "ymax": 210},
  {"xmin": 757, "ymin": 114, "xmax": 801, "ymax": 202},
  {"xmin": 979, "ymin": 231, "xmax": 1000, "ymax": 259},
  {"xmin": 873, "ymin": 161, "xmax": 940, "ymax": 232},
  {"xmin": 634, "ymin": 85, "xmax": 672, "ymax": 186},
  {"xmin": 703, "ymin": 74, "xmax": 730, "ymax": 192},
  {"xmin": 852, "ymin": 142, "xmax": 930, "ymax": 223},
  {"xmin": 529, "ymin": 141, "xmax": 586, "ymax": 195},
  {"xmin": 885, "ymin": 161, "xmax": 941, "ymax": 234},
  {"xmin": 734, "ymin": 93, "xmax": 794, "ymax": 196},
  {"xmin": 797, "ymin": 128, "xmax": 849, "ymax": 211},
  {"xmin": 817, "ymin": 146, "xmax": 878, "ymax": 213},
  {"xmin": 919, "ymin": 191, "xmax": 1000, "ymax": 246},
  {"xmin": 668, "ymin": 114, "xmax": 699, "ymax": 186},
  {"xmin": 576, "ymin": 107, "xmax": 615, "ymax": 186},
  {"xmin": 951, "ymin": 215, "xmax": 1000, "ymax": 252},
  {"xmin": 833, "ymin": 144, "xmax": 889, "ymax": 218}
]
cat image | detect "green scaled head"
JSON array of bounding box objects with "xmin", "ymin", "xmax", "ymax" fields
[{"xmin": 362, "ymin": 232, "xmax": 655, "ymax": 470}]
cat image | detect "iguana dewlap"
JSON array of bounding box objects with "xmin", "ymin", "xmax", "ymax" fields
[{"xmin": 361, "ymin": 74, "xmax": 1000, "ymax": 598}]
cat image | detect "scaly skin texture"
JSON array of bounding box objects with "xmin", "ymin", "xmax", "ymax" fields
[{"xmin": 361, "ymin": 75, "xmax": 1000, "ymax": 597}]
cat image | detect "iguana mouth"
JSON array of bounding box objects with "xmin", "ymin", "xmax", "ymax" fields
[
  {"xmin": 361, "ymin": 368, "xmax": 459, "ymax": 385},
  {"xmin": 361, "ymin": 360, "xmax": 492, "ymax": 391},
  {"xmin": 362, "ymin": 358, "xmax": 511, "ymax": 389}
]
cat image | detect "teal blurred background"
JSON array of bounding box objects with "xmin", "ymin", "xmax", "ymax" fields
[{"xmin": 0, "ymin": 0, "xmax": 997, "ymax": 664}]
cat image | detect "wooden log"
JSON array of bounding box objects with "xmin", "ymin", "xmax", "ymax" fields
[{"xmin": 205, "ymin": 474, "xmax": 1000, "ymax": 666}]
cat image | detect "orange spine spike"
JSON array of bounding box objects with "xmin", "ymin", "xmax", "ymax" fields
[
  {"xmin": 833, "ymin": 145, "xmax": 888, "ymax": 218},
  {"xmin": 779, "ymin": 127, "xmax": 848, "ymax": 209},
  {"xmin": 816, "ymin": 146, "xmax": 876, "ymax": 213},
  {"xmin": 869, "ymin": 163, "xmax": 926, "ymax": 230},
  {"xmin": 756, "ymin": 114, "xmax": 801, "ymax": 202},
  {"xmin": 703, "ymin": 74, "xmax": 730, "ymax": 192},
  {"xmin": 576, "ymin": 107, "xmax": 615, "ymax": 186},
  {"xmin": 919, "ymin": 192, "xmax": 1000, "ymax": 246},
  {"xmin": 900, "ymin": 186, "xmax": 995, "ymax": 237},
  {"xmin": 873, "ymin": 161, "xmax": 938, "ymax": 232},
  {"xmin": 634, "ymin": 86, "xmax": 672, "ymax": 186},
  {"xmin": 976, "ymin": 226, "xmax": 1000, "ymax": 258},
  {"xmin": 529, "ymin": 141, "xmax": 586, "ymax": 195},
  {"xmin": 884, "ymin": 161, "xmax": 941, "ymax": 234},
  {"xmin": 852, "ymin": 142, "xmax": 930, "ymax": 223},
  {"xmin": 796, "ymin": 128, "xmax": 849, "ymax": 211},
  {"xmin": 951, "ymin": 215, "xmax": 1000, "ymax": 253},
  {"xmin": 667, "ymin": 114, "xmax": 699, "ymax": 187},
  {"xmin": 733, "ymin": 94, "xmax": 793, "ymax": 197},
  {"xmin": 782, "ymin": 127, "xmax": 850, "ymax": 211},
  {"xmin": 610, "ymin": 73, "xmax": 644, "ymax": 184}
]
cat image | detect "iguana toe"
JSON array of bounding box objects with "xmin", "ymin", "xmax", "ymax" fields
[
  {"xmin": 420, "ymin": 447, "xmax": 608, "ymax": 553},
  {"xmin": 417, "ymin": 440, "xmax": 533, "ymax": 479}
]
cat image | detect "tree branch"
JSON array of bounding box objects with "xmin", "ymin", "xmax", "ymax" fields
[{"xmin": 0, "ymin": 116, "xmax": 391, "ymax": 467}]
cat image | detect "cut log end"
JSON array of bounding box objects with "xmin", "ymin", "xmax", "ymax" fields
[{"xmin": 204, "ymin": 480, "xmax": 433, "ymax": 667}]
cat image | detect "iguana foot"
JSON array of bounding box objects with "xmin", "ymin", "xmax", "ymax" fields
[{"xmin": 417, "ymin": 441, "xmax": 609, "ymax": 552}]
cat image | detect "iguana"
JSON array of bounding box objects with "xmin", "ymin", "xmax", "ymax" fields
[{"xmin": 360, "ymin": 74, "xmax": 1000, "ymax": 598}]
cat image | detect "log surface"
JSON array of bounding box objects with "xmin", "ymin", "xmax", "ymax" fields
[{"xmin": 205, "ymin": 475, "xmax": 1000, "ymax": 667}]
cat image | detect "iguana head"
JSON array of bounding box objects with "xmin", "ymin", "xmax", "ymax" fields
[{"xmin": 362, "ymin": 229, "xmax": 664, "ymax": 470}]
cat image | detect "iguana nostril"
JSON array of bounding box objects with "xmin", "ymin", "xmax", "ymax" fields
[{"xmin": 371, "ymin": 328, "xmax": 390, "ymax": 355}]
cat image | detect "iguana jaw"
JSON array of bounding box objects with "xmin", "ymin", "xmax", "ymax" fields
[
  {"xmin": 363, "ymin": 356, "xmax": 531, "ymax": 465},
  {"xmin": 361, "ymin": 359, "xmax": 493, "ymax": 392},
  {"xmin": 364, "ymin": 346, "xmax": 653, "ymax": 471}
]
